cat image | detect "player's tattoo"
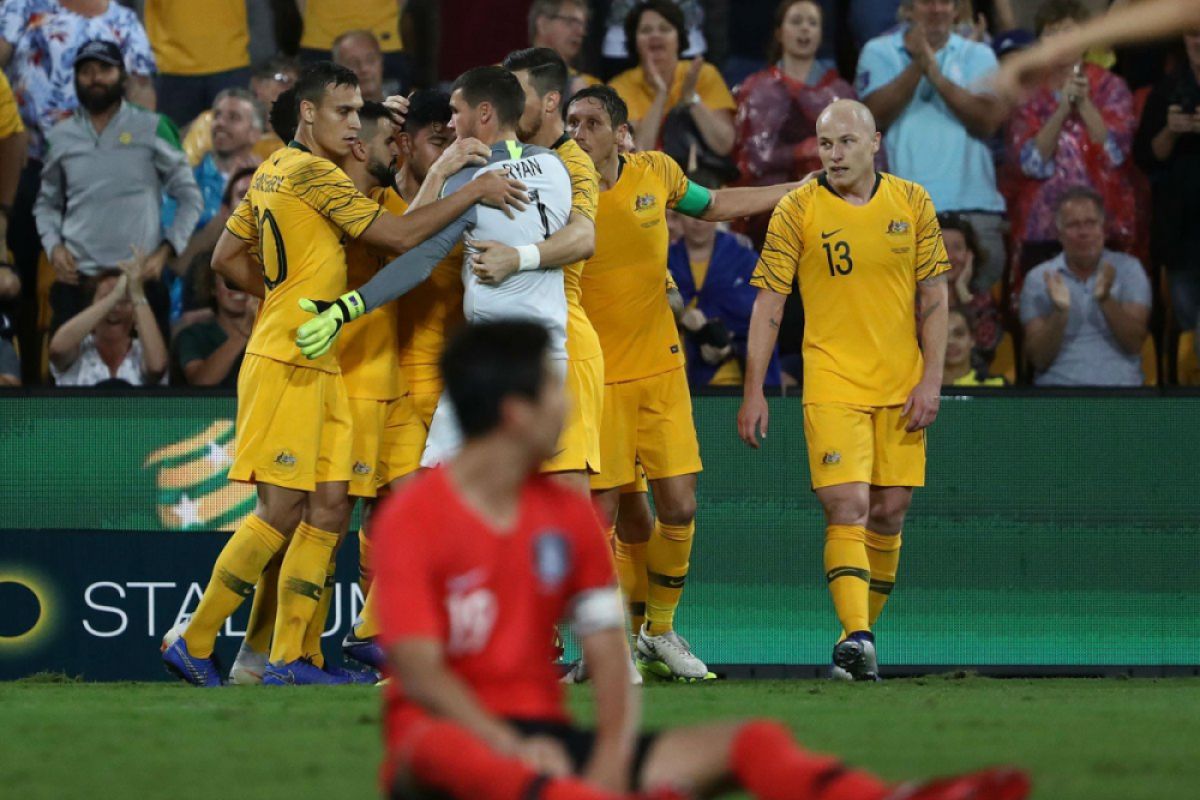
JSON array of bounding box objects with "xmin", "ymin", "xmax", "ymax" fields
[
  {"xmin": 919, "ymin": 298, "xmax": 943, "ymax": 320},
  {"xmin": 768, "ymin": 315, "xmax": 781, "ymax": 330},
  {"xmin": 919, "ymin": 273, "xmax": 949, "ymax": 286}
]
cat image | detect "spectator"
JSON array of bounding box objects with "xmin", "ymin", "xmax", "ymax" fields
[
  {"xmin": 1, "ymin": 0, "xmax": 157, "ymax": 383},
  {"xmin": 609, "ymin": 1, "xmax": 736, "ymax": 159},
  {"xmin": 528, "ymin": 0, "xmax": 600, "ymax": 96},
  {"xmin": 175, "ymin": 267, "xmax": 256, "ymax": 388},
  {"xmin": 668, "ymin": 176, "xmax": 782, "ymax": 387},
  {"xmin": 332, "ymin": 29, "xmax": 397, "ymax": 102},
  {"xmin": 181, "ymin": 57, "xmax": 295, "ymax": 168},
  {"xmin": 170, "ymin": 89, "xmax": 263, "ymax": 234},
  {"xmin": 48, "ymin": 258, "xmax": 168, "ymax": 387},
  {"xmin": 939, "ymin": 212, "xmax": 1002, "ymax": 369},
  {"xmin": 143, "ymin": 0, "xmax": 252, "ymax": 128},
  {"xmin": 1007, "ymin": 0, "xmax": 1136, "ymax": 273},
  {"xmin": 856, "ymin": 0, "xmax": 1007, "ymax": 292},
  {"xmin": 34, "ymin": 41, "xmax": 202, "ymax": 338},
  {"xmin": 298, "ymin": 0, "xmax": 409, "ymax": 93},
  {"xmin": 1135, "ymin": 31, "xmax": 1200, "ymax": 369},
  {"xmin": 943, "ymin": 306, "xmax": 1005, "ymax": 386},
  {"xmin": 734, "ymin": 0, "xmax": 857, "ymax": 244},
  {"xmin": 0, "ymin": 325, "xmax": 19, "ymax": 386},
  {"xmin": 0, "ymin": 71, "xmax": 27, "ymax": 254},
  {"xmin": 1019, "ymin": 187, "xmax": 1151, "ymax": 387},
  {"xmin": 600, "ymin": 0, "xmax": 710, "ymax": 77}
]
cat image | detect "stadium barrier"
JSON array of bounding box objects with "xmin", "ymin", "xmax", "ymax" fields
[{"xmin": 2, "ymin": 390, "xmax": 1198, "ymax": 679}]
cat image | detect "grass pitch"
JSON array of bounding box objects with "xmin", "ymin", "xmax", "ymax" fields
[{"xmin": 1, "ymin": 675, "xmax": 1197, "ymax": 800}]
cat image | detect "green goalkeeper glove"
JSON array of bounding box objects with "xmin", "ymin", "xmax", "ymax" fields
[{"xmin": 295, "ymin": 291, "xmax": 365, "ymax": 359}]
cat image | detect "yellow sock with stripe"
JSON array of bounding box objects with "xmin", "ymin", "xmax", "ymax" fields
[
  {"xmin": 243, "ymin": 551, "xmax": 282, "ymax": 655},
  {"xmin": 645, "ymin": 520, "xmax": 694, "ymax": 636},
  {"xmin": 824, "ymin": 524, "xmax": 871, "ymax": 635},
  {"xmin": 358, "ymin": 527, "xmax": 374, "ymax": 596},
  {"xmin": 865, "ymin": 529, "xmax": 901, "ymax": 626},
  {"xmin": 183, "ymin": 514, "xmax": 286, "ymax": 658},
  {"xmin": 613, "ymin": 538, "xmax": 648, "ymax": 637},
  {"xmin": 301, "ymin": 553, "xmax": 338, "ymax": 667},
  {"xmin": 269, "ymin": 522, "xmax": 338, "ymax": 664},
  {"xmin": 355, "ymin": 583, "xmax": 379, "ymax": 639}
]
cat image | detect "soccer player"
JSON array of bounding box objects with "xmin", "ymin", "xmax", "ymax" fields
[
  {"xmin": 373, "ymin": 319, "xmax": 1030, "ymax": 800},
  {"xmin": 566, "ymin": 85, "xmax": 799, "ymax": 681},
  {"xmin": 993, "ymin": 0, "xmax": 1200, "ymax": 102},
  {"xmin": 162, "ymin": 62, "xmax": 523, "ymax": 687},
  {"xmin": 295, "ymin": 67, "xmax": 574, "ymax": 474},
  {"xmin": 738, "ymin": 99, "xmax": 950, "ymax": 682}
]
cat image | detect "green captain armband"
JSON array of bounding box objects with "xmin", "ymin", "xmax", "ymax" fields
[{"xmin": 674, "ymin": 180, "xmax": 713, "ymax": 218}]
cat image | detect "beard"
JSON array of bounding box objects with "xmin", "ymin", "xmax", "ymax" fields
[
  {"xmin": 367, "ymin": 159, "xmax": 398, "ymax": 189},
  {"xmin": 76, "ymin": 76, "xmax": 125, "ymax": 114},
  {"xmin": 516, "ymin": 115, "xmax": 543, "ymax": 143}
]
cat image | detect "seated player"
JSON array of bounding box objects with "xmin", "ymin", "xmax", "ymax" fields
[{"xmin": 372, "ymin": 319, "xmax": 1031, "ymax": 800}]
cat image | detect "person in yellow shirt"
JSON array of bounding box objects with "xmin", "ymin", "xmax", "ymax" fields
[
  {"xmin": 161, "ymin": 62, "xmax": 523, "ymax": 687},
  {"xmin": 566, "ymin": 85, "xmax": 798, "ymax": 682},
  {"xmin": 943, "ymin": 307, "xmax": 1006, "ymax": 387},
  {"xmin": 0, "ymin": 70, "xmax": 27, "ymax": 251},
  {"xmin": 298, "ymin": 0, "xmax": 410, "ymax": 93},
  {"xmin": 528, "ymin": 0, "xmax": 602, "ymax": 95},
  {"xmin": 739, "ymin": 99, "xmax": 951, "ymax": 683},
  {"xmin": 607, "ymin": 0, "xmax": 735, "ymax": 156},
  {"xmin": 144, "ymin": 0, "xmax": 252, "ymax": 127}
]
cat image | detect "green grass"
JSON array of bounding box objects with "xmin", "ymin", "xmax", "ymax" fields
[{"xmin": 1, "ymin": 677, "xmax": 1197, "ymax": 799}]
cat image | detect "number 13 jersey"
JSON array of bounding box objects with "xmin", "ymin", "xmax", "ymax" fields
[
  {"xmin": 751, "ymin": 173, "xmax": 950, "ymax": 406},
  {"xmin": 226, "ymin": 142, "xmax": 383, "ymax": 374}
]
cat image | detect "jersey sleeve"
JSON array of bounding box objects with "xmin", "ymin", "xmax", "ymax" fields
[
  {"xmin": 642, "ymin": 151, "xmax": 690, "ymax": 208},
  {"xmin": 562, "ymin": 149, "xmax": 599, "ymax": 222},
  {"xmin": 225, "ymin": 196, "xmax": 258, "ymax": 244},
  {"xmin": 288, "ymin": 157, "xmax": 383, "ymax": 238},
  {"xmin": 911, "ymin": 184, "xmax": 951, "ymax": 282},
  {"xmin": 374, "ymin": 495, "xmax": 444, "ymax": 647},
  {"xmin": 751, "ymin": 189, "xmax": 807, "ymax": 294}
]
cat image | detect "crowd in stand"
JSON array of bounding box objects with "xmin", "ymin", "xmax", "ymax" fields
[{"xmin": 0, "ymin": 0, "xmax": 1196, "ymax": 389}]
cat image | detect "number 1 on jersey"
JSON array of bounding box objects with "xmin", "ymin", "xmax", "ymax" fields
[{"xmin": 823, "ymin": 240, "xmax": 853, "ymax": 277}]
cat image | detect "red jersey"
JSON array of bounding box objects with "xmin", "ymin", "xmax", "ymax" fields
[{"xmin": 374, "ymin": 466, "xmax": 616, "ymax": 742}]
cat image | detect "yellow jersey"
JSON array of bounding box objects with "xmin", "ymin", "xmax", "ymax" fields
[
  {"xmin": 301, "ymin": 0, "xmax": 403, "ymax": 53},
  {"xmin": 145, "ymin": 0, "xmax": 249, "ymax": 75},
  {"xmin": 390, "ymin": 194, "xmax": 466, "ymax": 390},
  {"xmin": 553, "ymin": 135, "xmax": 603, "ymax": 363},
  {"xmin": 226, "ymin": 143, "xmax": 383, "ymax": 374},
  {"xmin": 339, "ymin": 187, "xmax": 407, "ymax": 400},
  {"xmin": 608, "ymin": 61, "xmax": 735, "ymax": 124},
  {"xmin": 581, "ymin": 151, "xmax": 689, "ymax": 383},
  {"xmin": 0, "ymin": 70, "xmax": 24, "ymax": 137},
  {"xmin": 752, "ymin": 173, "xmax": 950, "ymax": 406}
]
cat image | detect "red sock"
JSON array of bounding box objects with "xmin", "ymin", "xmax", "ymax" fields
[
  {"xmin": 731, "ymin": 720, "xmax": 889, "ymax": 800},
  {"xmin": 389, "ymin": 717, "xmax": 631, "ymax": 800}
]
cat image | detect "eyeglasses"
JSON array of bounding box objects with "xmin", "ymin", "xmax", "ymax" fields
[
  {"xmin": 266, "ymin": 72, "xmax": 294, "ymax": 85},
  {"xmin": 550, "ymin": 14, "xmax": 586, "ymax": 30}
]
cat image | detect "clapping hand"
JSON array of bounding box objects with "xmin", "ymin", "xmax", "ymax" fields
[
  {"xmin": 1093, "ymin": 261, "xmax": 1116, "ymax": 302},
  {"xmin": 678, "ymin": 58, "xmax": 704, "ymax": 105},
  {"xmin": 1046, "ymin": 270, "xmax": 1071, "ymax": 311}
]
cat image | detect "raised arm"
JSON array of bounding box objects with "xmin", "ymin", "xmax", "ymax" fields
[
  {"xmin": 702, "ymin": 182, "xmax": 802, "ymax": 221},
  {"xmin": 49, "ymin": 275, "xmax": 128, "ymax": 371}
]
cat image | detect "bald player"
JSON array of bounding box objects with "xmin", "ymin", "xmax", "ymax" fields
[
  {"xmin": 739, "ymin": 100, "xmax": 950, "ymax": 682},
  {"xmin": 993, "ymin": 0, "xmax": 1200, "ymax": 102}
]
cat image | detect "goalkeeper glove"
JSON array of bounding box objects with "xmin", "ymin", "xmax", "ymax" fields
[{"xmin": 295, "ymin": 291, "xmax": 365, "ymax": 359}]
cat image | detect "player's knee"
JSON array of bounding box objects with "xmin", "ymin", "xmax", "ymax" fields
[
  {"xmin": 823, "ymin": 499, "xmax": 869, "ymax": 527},
  {"xmin": 255, "ymin": 496, "xmax": 304, "ymax": 535},
  {"xmin": 656, "ymin": 499, "xmax": 696, "ymax": 527},
  {"xmin": 616, "ymin": 511, "xmax": 653, "ymax": 544},
  {"xmin": 867, "ymin": 498, "xmax": 911, "ymax": 534}
]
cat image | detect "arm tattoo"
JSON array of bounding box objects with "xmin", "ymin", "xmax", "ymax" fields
[
  {"xmin": 919, "ymin": 273, "xmax": 949, "ymax": 286},
  {"xmin": 919, "ymin": 298, "xmax": 942, "ymax": 321},
  {"xmin": 768, "ymin": 315, "xmax": 781, "ymax": 330}
]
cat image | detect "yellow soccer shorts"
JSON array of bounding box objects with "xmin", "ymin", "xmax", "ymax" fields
[
  {"xmin": 590, "ymin": 366, "xmax": 702, "ymax": 492},
  {"xmin": 802, "ymin": 403, "xmax": 926, "ymax": 490},
  {"xmin": 543, "ymin": 354, "xmax": 603, "ymax": 475},
  {"xmin": 229, "ymin": 354, "xmax": 353, "ymax": 491},
  {"xmin": 347, "ymin": 397, "xmax": 390, "ymax": 499},
  {"xmin": 386, "ymin": 378, "xmax": 442, "ymax": 480}
]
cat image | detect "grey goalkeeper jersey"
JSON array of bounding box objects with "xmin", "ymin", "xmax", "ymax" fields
[{"xmin": 356, "ymin": 140, "xmax": 573, "ymax": 358}]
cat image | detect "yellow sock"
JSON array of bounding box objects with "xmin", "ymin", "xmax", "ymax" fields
[
  {"xmin": 183, "ymin": 515, "xmax": 286, "ymax": 658},
  {"xmin": 613, "ymin": 538, "xmax": 648, "ymax": 637},
  {"xmin": 358, "ymin": 527, "xmax": 373, "ymax": 596},
  {"xmin": 269, "ymin": 521, "xmax": 338, "ymax": 664},
  {"xmin": 645, "ymin": 520, "xmax": 694, "ymax": 636},
  {"xmin": 824, "ymin": 524, "xmax": 871, "ymax": 635},
  {"xmin": 865, "ymin": 529, "xmax": 901, "ymax": 626},
  {"xmin": 243, "ymin": 551, "xmax": 282, "ymax": 655},
  {"xmin": 301, "ymin": 554, "xmax": 338, "ymax": 667},
  {"xmin": 355, "ymin": 583, "xmax": 378, "ymax": 639}
]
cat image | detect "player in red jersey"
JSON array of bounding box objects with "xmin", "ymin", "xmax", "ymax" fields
[{"xmin": 371, "ymin": 321, "xmax": 1030, "ymax": 800}]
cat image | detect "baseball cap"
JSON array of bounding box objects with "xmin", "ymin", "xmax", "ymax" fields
[
  {"xmin": 74, "ymin": 40, "xmax": 124, "ymax": 70},
  {"xmin": 993, "ymin": 29, "xmax": 1035, "ymax": 59}
]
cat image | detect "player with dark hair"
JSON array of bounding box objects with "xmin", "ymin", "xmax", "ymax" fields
[
  {"xmin": 373, "ymin": 319, "xmax": 1030, "ymax": 800},
  {"xmin": 161, "ymin": 62, "xmax": 524, "ymax": 687},
  {"xmin": 566, "ymin": 84, "xmax": 798, "ymax": 682}
]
